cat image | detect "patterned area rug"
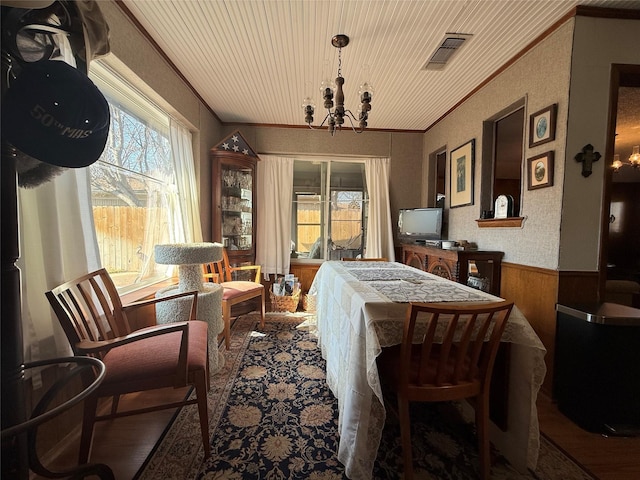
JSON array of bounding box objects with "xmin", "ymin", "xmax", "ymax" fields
[{"xmin": 135, "ymin": 313, "xmax": 595, "ymax": 480}]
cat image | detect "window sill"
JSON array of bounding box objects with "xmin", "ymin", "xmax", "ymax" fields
[
  {"xmin": 476, "ymin": 217, "xmax": 525, "ymax": 228},
  {"xmin": 119, "ymin": 278, "xmax": 177, "ymax": 304}
]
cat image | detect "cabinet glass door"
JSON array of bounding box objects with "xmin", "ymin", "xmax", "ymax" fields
[{"xmin": 221, "ymin": 165, "xmax": 253, "ymax": 253}]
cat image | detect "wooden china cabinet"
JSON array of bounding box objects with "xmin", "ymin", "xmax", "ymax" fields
[{"xmin": 211, "ymin": 131, "xmax": 260, "ymax": 279}]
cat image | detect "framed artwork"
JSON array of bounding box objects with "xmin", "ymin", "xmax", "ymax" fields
[
  {"xmin": 449, "ymin": 139, "xmax": 475, "ymax": 208},
  {"xmin": 529, "ymin": 103, "xmax": 557, "ymax": 148},
  {"xmin": 527, "ymin": 151, "xmax": 554, "ymax": 190}
]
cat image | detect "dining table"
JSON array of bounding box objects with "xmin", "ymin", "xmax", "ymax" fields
[{"xmin": 308, "ymin": 260, "xmax": 547, "ymax": 480}]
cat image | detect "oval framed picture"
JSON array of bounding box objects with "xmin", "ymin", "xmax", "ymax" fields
[
  {"xmin": 527, "ymin": 151, "xmax": 554, "ymax": 190},
  {"xmin": 529, "ymin": 104, "xmax": 557, "ymax": 148}
]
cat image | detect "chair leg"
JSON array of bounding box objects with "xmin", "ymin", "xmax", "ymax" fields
[
  {"xmin": 78, "ymin": 394, "xmax": 99, "ymax": 464},
  {"xmin": 194, "ymin": 370, "xmax": 211, "ymax": 458},
  {"xmin": 110, "ymin": 394, "xmax": 120, "ymax": 415},
  {"xmin": 222, "ymin": 300, "xmax": 231, "ymax": 350},
  {"xmin": 476, "ymin": 393, "xmax": 491, "ymax": 480},
  {"xmin": 397, "ymin": 394, "xmax": 414, "ymax": 480},
  {"xmin": 259, "ymin": 291, "xmax": 266, "ymax": 329}
]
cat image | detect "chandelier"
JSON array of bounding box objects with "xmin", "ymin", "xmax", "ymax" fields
[
  {"xmin": 612, "ymin": 145, "xmax": 640, "ymax": 171},
  {"xmin": 302, "ymin": 34, "xmax": 373, "ymax": 136}
]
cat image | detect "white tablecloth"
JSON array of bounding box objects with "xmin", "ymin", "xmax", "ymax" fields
[{"xmin": 309, "ymin": 260, "xmax": 547, "ymax": 480}]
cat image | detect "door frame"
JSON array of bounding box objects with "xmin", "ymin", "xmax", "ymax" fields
[{"xmin": 599, "ymin": 64, "xmax": 640, "ymax": 300}]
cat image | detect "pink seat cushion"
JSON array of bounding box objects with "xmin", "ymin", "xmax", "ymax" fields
[
  {"xmin": 101, "ymin": 320, "xmax": 208, "ymax": 388},
  {"xmin": 221, "ymin": 281, "xmax": 263, "ymax": 300}
]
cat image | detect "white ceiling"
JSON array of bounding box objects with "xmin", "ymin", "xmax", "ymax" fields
[{"xmin": 120, "ymin": 0, "xmax": 639, "ymax": 133}]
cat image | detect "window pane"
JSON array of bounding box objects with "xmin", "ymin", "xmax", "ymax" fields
[
  {"xmin": 292, "ymin": 159, "xmax": 366, "ymax": 260},
  {"xmin": 330, "ymin": 191, "xmax": 363, "ymax": 251},
  {"xmin": 294, "ymin": 193, "xmax": 323, "ymax": 258},
  {"xmin": 89, "ymin": 63, "xmax": 179, "ymax": 292}
]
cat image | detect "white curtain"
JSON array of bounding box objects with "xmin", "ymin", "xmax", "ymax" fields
[
  {"xmin": 364, "ymin": 157, "xmax": 395, "ymax": 261},
  {"xmin": 256, "ymin": 155, "xmax": 294, "ymax": 279},
  {"xmin": 18, "ymin": 168, "xmax": 102, "ymax": 383},
  {"xmin": 170, "ymin": 120, "xmax": 202, "ymax": 243}
]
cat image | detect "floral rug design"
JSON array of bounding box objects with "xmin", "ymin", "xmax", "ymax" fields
[{"xmin": 135, "ymin": 313, "xmax": 594, "ymax": 480}]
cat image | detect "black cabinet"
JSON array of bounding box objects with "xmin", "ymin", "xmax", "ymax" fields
[{"xmin": 555, "ymin": 302, "xmax": 640, "ymax": 435}]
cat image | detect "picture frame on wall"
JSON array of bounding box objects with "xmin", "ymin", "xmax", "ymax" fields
[
  {"xmin": 449, "ymin": 139, "xmax": 475, "ymax": 208},
  {"xmin": 529, "ymin": 103, "xmax": 557, "ymax": 148},
  {"xmin": 527, "ymin": 151, "xmax": 554, "ymax": 190}
]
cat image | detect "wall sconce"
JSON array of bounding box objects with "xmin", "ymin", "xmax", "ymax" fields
[
  {"xmin": 630, "ymin": 145, "xmax": 640, "ymax": 166},
  {"xmin": 574, "ymin": 144, "xmax": 601, "ymax": 177},
  {"xmin": 612, "ymin": 146, "xmax": 640, "ymax": 172}
]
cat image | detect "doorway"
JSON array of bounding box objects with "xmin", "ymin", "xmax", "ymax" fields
[{"xmin": 601, "ymin": 65, "xmax": 640, "ymax": 306}]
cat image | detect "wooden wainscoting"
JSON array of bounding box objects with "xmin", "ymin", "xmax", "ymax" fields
[
  {"xmin": 288, "ymin": 262, "xmax": 321, "ymax": 293},
  {"xmin": 500, "ymin": 263, "xmax": 558, "ymax": 395},
  {"xmin": 499, "ymin": 263, "xmax": 599, "ymax": 396}
]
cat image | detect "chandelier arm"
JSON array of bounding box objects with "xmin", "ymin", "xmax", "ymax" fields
[
  {"xmin": 307, "ymin": 112, "xmax": 334, "ymax": 130},
  {"xmin": 343, "ymin": 110, "xmax": 365, "ymax": 134}
]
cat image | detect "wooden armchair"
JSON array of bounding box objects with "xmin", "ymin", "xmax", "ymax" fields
[
  {"xmin": 45, "ymin": 268, "xmax": 211, "ymax": 464},
  {"xmin": 378, "ymin": 301, "xmax": 513, "ymax": 480},
  {"xmin": 203, "ymin": 248, "xmax": 265, "ymax": 349}
]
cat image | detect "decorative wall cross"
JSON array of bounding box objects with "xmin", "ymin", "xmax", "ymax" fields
[{"xmin": 574, "ymin": 144, "xmax": 601, "ymax": 177}]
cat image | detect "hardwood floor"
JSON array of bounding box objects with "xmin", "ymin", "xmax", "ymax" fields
[
  {"xmin": 536, "ymin": 393, "xmax": 640, "ymax": 480},
  {"xmin": 34, "ymin": 388, "xmax": 640, "ymax": 479},
  {"xmin": 32, "ymin": 388, "xmax": 188, "ymax": 480}
]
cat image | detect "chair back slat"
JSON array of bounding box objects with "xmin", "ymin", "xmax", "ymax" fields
[
  {"xmin": 221, "ymin": 249, "xmax": 233, "ymax": 282},
  {"xmin": 402, "ymin": 301, "xmax": 513, "ymax": 390},
  {"xmin": 46, "ymin": 269, "xmax": 132, "ymax": 354},
  {"xmin": 203, "ymin": 247, "xmax": 261, "ymax": 284}
]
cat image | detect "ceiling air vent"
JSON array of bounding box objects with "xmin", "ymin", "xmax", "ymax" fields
[{"xmin": 423, "ymin": 33, "xmax": 472, "ymax": 71}]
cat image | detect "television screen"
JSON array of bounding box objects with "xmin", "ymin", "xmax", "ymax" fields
[{"xmin": 398, "ymin": 208, "xmax": 443, "ymax": 241}]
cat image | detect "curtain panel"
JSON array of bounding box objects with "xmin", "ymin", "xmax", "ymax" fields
[
  {"xmin": 170, "ymin": 120, "xmax": 202, "ymax": 243},
  {"xmin": 18, "ymin": 168, "xmax": 102, "ymax": 384},
  {"xmin": 364, "ymin": 157, "xmax": 395, "ymax": 261},
  {"xmin": 256, "ymin": 155, "xmax": 294, "ymax": 279}
]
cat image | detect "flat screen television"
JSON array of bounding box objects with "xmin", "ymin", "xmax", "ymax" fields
[{"xmin": 398, "ymin": 207, "xmax": 443, "ymax": 242}]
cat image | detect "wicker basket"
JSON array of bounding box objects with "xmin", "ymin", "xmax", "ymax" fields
[
  {"xmin": 270, "ymin": 290, "xmax": 300, "ymax": 313},
  {"xmin": 302, "ymin": 293, "xmax": 316, "ymax": 312}
]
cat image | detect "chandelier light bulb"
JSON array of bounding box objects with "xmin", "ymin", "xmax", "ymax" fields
[
  {"xmin": 630, "ymin": 145, "xmax": 640, "ymax": 166},
  {"xmin": 359, "ymin": 83, "xmax": 373, "ymax": 102},
  {"xmin": 612, "ymin": 154, "xmax": 622, "ymax": 171},
  {"xmin": 320, "ymin": 79, "xmax": 335, "ymax": 95},
  {"xmin": 302, "ymin": 97, "xmax": 315, "ymax": 125}
]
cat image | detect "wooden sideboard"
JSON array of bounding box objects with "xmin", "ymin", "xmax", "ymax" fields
[{"xmin": 401, "ymin": 243, "xmax": 504, "ymax": 296}]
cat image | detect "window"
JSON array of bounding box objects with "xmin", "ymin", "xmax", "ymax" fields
[
  {"xmin": 89, "ymin": 63, "xmax": 185, "ymax": 292},
  {"xmin": 480, "ymin": 100, "xmax": 525, "ymax": 217},
  {"xmin": 291, "ymin": 159, "xmax": 367, "ymax": 260}
]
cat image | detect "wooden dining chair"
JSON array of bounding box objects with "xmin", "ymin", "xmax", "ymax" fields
[
  {"xmin": 341, "ymin": 257, "xmax": 388, "ymax": 261},
  {"xmin": 45, "ymin": 268, "xmax": 211, "ymax": 464},
  {"xmin": 378, "ymin": 300, "xmax": 513, "ymax": 480},
  {"xmin": 203, "ymin": 248, "xmax": 265, "ymax": 349}
]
